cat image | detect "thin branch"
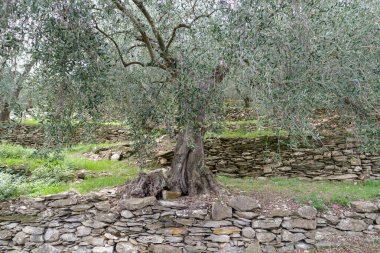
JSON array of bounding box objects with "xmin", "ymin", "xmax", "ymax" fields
[
  {"xmin": 94, "ymin": 23, "xmax": 144, "ymax": 68},
  {"xmin": 111, "ymin": 0, "xmax": 156, "ymax": 62},
  {"xmin": 132, "ymin": 0, "xmax": 166, "ymax": 53}
]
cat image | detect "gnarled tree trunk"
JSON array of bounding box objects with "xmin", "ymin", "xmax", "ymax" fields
[
  {"xmin": 168, "ymin": 127, "xmax": 218, "ymax": 196},
  {"xmin": 0, "ymin": 102, "xmax": 10, "ymax": 122}
]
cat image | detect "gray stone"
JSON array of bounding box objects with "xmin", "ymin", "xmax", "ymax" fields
[
  {"xmin": 158, "ymin": 201, "xmax": 187, "ymax": 209},
  {"xmin": 327, "ymin": 174, "xmax": 358, "ymax": 180},
  {"xmin": 252, "ymin": 218, "xmax": 282, "ymax": 229},
  {"xmin": 212, "ymin": 203, "xmax": 232, "ymax": 220},
  {"xmin": 269, "ymin": 209, "xmax": 293, "ymax": 217},
  {"xmin": 30, "ymin": 234, "xmax": 44, "ymax": 243},
  {"xmin": 13, "ymin": 231, "xmax": 28, "ymax": 245},
  {"xmin": 121, "ymin": 197, "xmax": 156, "ymax": 211},
  {"xmin": 297, "ymin": 206, "xmax": 317, "ymax": 219},
  {"xmin": 121, "ymin": 210, "xmax": 134, "ymax": 219},
  {"xmin": 60, "ymin": 233, "xmax": 77, "ymax": 242},
  {"xmin": 23, "ymin": 226, "xmax": 45, "ymax": 235},
  {"xmin": 44, "ymin": 228, "xmax": 60, "ymax": 242},
  {"xmin": 31, "ymin": 244, "xmax": 61, "ymax": 253},
  {"xmin": 76, "ymin": 226, "xmax": 92, "ymax": 237},
  {"xmin": 242, "ymin": 227, "xmax": 256, "ymax": 239},
  {"xmin": 82, "ymin": 220, "xmax": 108, "ymax": 229},
  {"xmin": 256, "ymin": 232, "xmax": 276, "ymax": 242},
  {"xmin": 201, "ymin": 220, "xmax": 232, "ymax": 228},
  {"xmin": 337, "ymin": 218, "xmax": 367, "ymax": 232},
  {"xmin": 0, "ymin": 230, "xmax": 12, "ymax": 239},
  {"xmin": 207, "ymin": 234, "xmax": 230, "ymax": 243},
  {"xmin": 228, "ymin": 196, "xmax": 260, "ymax": 211},
  {"xmin": 49, "ymin": 197, "xmax": 78, "ymax": 207},
  {"xmin": 136, "ymin": 235, "xmax": 164, "ymax": 244},
  {"xmin": 71, "ymin": 204, "xmax": 93, "ymax": 212},
  {"xmin": 245, "ymin": 241, "xmax": 263, "ymax": 253},
  {"xmin": 281, "ymin": 230, "xmax": 306, "ymax": 242},
  {"xmin": 295, "ymin": 242, "xmax": 313, "ymax": 250},
  {"xmin": 92, "ymin": 247, "xmax": 114, "ymax": 253},
  {"xmin": 282, "ymin": 218, "xmax": 317, "ymax": 230},
  {"xmin": 148, "ymin": 245, "xmax": 182, "ymax": 253},
  {"xmin": 351, "ymin": 201, "xmax": 378, "ymax": 213},
  {"xmin": 116, "ymin": 242, "xmax": 138, "ymax": 253},
  {"xmin": 94, "ymin": 201, "xmax": 111, "ymax": 211},
  {"xmin": 235, "ymin": 211, "xmax": 259, "ymax": 219},
  {"xmin": 95, "ymin": 213, "xmax": 119, "ymax": 223}
]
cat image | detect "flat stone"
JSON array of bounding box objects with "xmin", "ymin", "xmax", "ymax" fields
[
  {"xmin": 245, "ymin": 241, "xmax": 263, "ymax": 253},
  {"xmin": 212, "ymin": 203, "xmax": 232, "ymax": 220},
  {"xmin": 242, "ymin": 227, "xmax": 256, "ymax": 239},
  {"xmin": 95, "ymin": 201, "xmax": 111, "ymax": 211},
  {"xmin": 297, "ymin": 206, "xmax": 317, "ymax": 219},
  {"xmin": 94, "ymin": 213, "xmax": 119, "ymax": 223},
  {"xmin": 295, "ymin": 242, "xmax": 313, "ymax": 250},
  {"xmin": 136, "ymin": 235, "xmax": 164, "ymax": 244},
  {"xmin": 252, "ymin": 218, "xmax": 282, "ymax": 229},
  {"xmin": 235, "ymin": 211, "xmax": 259, "ymax": 219},
  {"xmin": 175, "ymin": 209, "xmax": 207, "ymax": 219},
  {"xmin": 121, "ymin": 210, "xmax": 134, "ymax": 219},
  {"xmin": 207, "ymin": 234, "xmax": 230, "ymax": 243},
  {"xmin": 49, "ymin": 197, "xmax": 78, "ymax": 207},
  {"xmin": 31, "ymin": 244, "xmax": 61, "ymax": 253},
  {"xmin": 351, "ymin": 201, "xmax": 379, "ymax": 213},
  {"xmin": 23, "ymin": 226, "xmax": 45, "ymax": 235},
  {"xmin": 116, "ymin": 242, "xmax": 138, "ymax": 253},
  {"xmin": 76, "ymin": 226, "xmax": 92, "ymax": 237},
  {"xmin": 30, "ymin": 234, "xmax": 44, "ymax": 243},
  {"xmin": 327, "ymin": 174, "xmax": 358, "ymax": 180},
  {"xmin": 337, "ymin": 218, "xmax": 367, "ymax": 232},
  {"xmin": 269, "ymin": 209, "xmax": 293, "ymax": 217},
  {"xmin": 201, "ymin": 220, "xmax": 232, "ymax": 228},
  {"xmin": 213, "ymin": 227, "xmax": 240, "ymax": 235},
  {"xmin": 256, "ymin": 232, "xmax": 276, "ymax": 242},
  {"xmin": 158, "ymin": 201, "xmax": 187, "ymax": 209},
  {"xmin": 44, "ymin": 228, "xmax": 60, "ymax": 242},
  {"xmin": 121, "ymin": 197, "xmax": 156, "ymax": 211},
  {"xmin": 71, "ymin": 204, "xmax": 93, "ymax": 212},
  {"xmin": 228, "ymin": 196, "xmax": 260, "ymax": 211},
  {"xmin": 148, "ymin": 245, "xmax": 182, "ymax": 253},
  {"xmin": 282, "ymin": 230, "xmax": 306, "ymax": 242},
  {"xmin": 61, "ymin": 233, "xmax": 77, "ymax": 242},
  {"xmin": 282, "ymin": 219, "xmax": 317, "ymax": 230},
  {"xmin": 92, "ymin": 246, "xmax": 114, "ymax": 253},
  {"xmin": 82, "ymin": 220, "xmax": 108, "ymax": 229}
]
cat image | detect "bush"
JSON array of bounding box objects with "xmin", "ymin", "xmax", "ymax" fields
[
  {"xmin": 0, "ymin": 144, "xmax": 35, "ymax": 159},
  {"xmin": 0, "ymin": 172, "xmax": 21, "ymax": 201},
  {"xmin": 30, "ymin": 165, "xmax": 75, "ymax": 184}
]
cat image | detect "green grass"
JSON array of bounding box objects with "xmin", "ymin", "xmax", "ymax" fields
[
  {"xmin": 218, "ymin": 176, "xmax": 380, "ymax": 210},
  {"xmin": 20, "ymin": 118, "xmax": 41, "ymax": 126},
  {"xmin": 225, "ymin": 119, "xmax": 258, "ymax": 125},
  {"xmin": 0, "ymin": 144, "xmax": 36, "ymax": 159}
]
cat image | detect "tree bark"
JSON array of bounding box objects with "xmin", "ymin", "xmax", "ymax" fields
[{"xmin": 0, "ymin": 102, "xmax": 11, "ymax": 122}]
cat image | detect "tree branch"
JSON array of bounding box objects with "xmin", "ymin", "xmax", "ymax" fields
[{"xmin": 94, "ymin": 23, "xmax": 144, "ymax": 68}]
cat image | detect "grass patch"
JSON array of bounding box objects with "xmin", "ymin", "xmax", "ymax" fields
[
  {"xmin": 20, "ymin": 118, "xmax": 41, "ymax": 126},
  {"xmin": 225, "ymin": 119, "xmax": 258, "ymax": 125},
  {"xmin": 218, "ymin": 176, "xmax": 380, "ymax": 210}
]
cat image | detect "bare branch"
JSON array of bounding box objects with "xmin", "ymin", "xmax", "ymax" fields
[{"xmin": 94, "ymin": 23, "xmax": 144, "ymax": 68}]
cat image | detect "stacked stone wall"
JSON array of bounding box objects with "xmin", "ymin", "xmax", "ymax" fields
[{"xmin": 1, "ymin": 193, "xmax": 380, "ymax": 252}]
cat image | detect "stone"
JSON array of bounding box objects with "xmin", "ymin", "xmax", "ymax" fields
[
  {"xmin": 228, "ymin": 196, "xmax": 260, "ymax": 211},
  {"xmin": 23, "ymin": 226, "xmax": 45, "ymax": 235},
  {"xmin": 252, "ymin": 218, "xmax": 282, "ymax": 229},
  {"xmin": 95, "ymin": 213, "xmax": 119, "ymax": 223},
  {"xmin": 121, "ymin": 210, "xmax": 134, "ymax": 219},
  {"xmin": 136, "ymin": 235, "xmax": 164, "ymax": 244},
  {"xmin": 31, "ymin": 244, "xmax": 61, "ymax": 253},
  {"xmin": 207, "ymin": 234, "xmax": 230, "ymax": 243},
  {"xmin": 148, "ymin": 245, "xmax": 182, "ymax": 253},
  {"xmin": 95, "ymin": 201, "xmax": 111, "ymax": 211},
  {"xmin": 245, "ymin": 241, "xmax": 263, "ymax": 253},
  {"xmin": 30, "ymin": 234, "xmax": 44, "ymax": 243},
  {"xmin": 327, "ymin": 174, "xmax": 358, "ymax": 180},
  {"xmin": 282, "ymin": 218, "xmax": 317, "ymax": 230},
  {"xmin": 351, "ymin": 201, "xmax": 378, "ymax": 213},
  {"xmin": 71, "ymin": 204, "xmax": 93, "ymax": 212},
  {"xmin": 49, "ymin": 197, "xmax": 78, "ymax": 207},
  {"xmin": 158, "ymin": 201, "xmax": 187, "ymax": 209},
  {"xmin": 162, "ymin": 191, "xmax": 182, "ymax": 200},
  {"xmin": 212, "ymin": 203, "xmax": 232, "ymax": 220},
  {"xmin": 0, "ymin": 230, "xmax": 12, "ymax": 239},
  {"xmin": 61, "ymin": 233, "xmax": 77, "ymax": 242},
  {"xmin": 115, "ymin": 242, "xmax": 137, "ymax": 253},
  {"xmin": 242, "ymin": 227, "xmax": 256, "ymax": 239},
  {"xmin": 44, "ymin": 228, "xmax": 60, "ymax": 242},
  {"xmin": 82, "ymin": 220, "xmax": 108, "ymax": 229},
  {"xmin": 111, "ymin": 153, "xmax": 121, "ymax": 160},
  {"xmin": 13, "ymin": 231, "xmax": 28, "ymax": 245},
  {"xmin": 201, "ymin": 220, "xmax": 232, "ymax": 228},
  {"xmin": 77, "ymin": 226, "xmax": 92, "ymax": 237},
  {"xmin": 337, "ymin": 219, "xmax": 367, "ymax": 232},
  {"xmin": 213, "ymin": 227, "xmax": 240, "ymax": 235},
  {"xmin": 235, "ymin": 211, "xmax": 259, "ymax": 219},
  {"xmin": 256, "ymin": 232, "xmax": 276, "ymax": 242},
  {"xmin": 297, "ymin": 206, "xmax": 317, "ymax": 219},
  {"xmin": 121, "ymin": 197, "xmax": 156, "ymax": 210},
  {"xmin": 269, "ymin": 209, "xmax": 293, "ymax": 217},
  {"xmin": 295, "ymin": 242, "xmax": 313, "ymax": 250},
  {"xmin": 92, "ymin": 247, "xmax": 114, "ymax": 253},
  {"xmin": 282, "ymin": 230, "xmax": 306, "ymax": 242}
]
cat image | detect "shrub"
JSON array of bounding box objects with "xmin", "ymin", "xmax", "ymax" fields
[
  {"xmin": 0, "ymin": 172, "xmax": 21, "ymax": 200},
  {"xmin": 0, "ymin": 144, "xmax": 35, "ymax": 159},
  {"xmin": 30, "ymin": 165, "xmax": 75, "ymax": 184}
]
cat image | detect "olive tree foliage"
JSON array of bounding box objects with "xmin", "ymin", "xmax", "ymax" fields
[
  {"xmin": 226, "ymin": 0, "xmax": 380, "ymax": 148},
  {"xmin": 0, "ymin": 1, "xmax": 36, "ymax": 121}
]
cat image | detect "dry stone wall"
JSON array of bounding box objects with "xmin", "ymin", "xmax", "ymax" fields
[
  {"xmin": 205, "ymin": 135, "xmax": 380, "ymax": 180},
  {"xmin": 1, "ymin": 192, "xmax": 380, "ymax": 253}
]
